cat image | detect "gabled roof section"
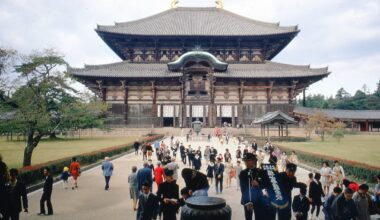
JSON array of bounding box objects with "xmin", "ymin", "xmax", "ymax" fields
[
  {"xmin": 253, "ymin": 111, "xmax": 297, "ymax": 125},
  {"xmin": 294, "ymin": 107, "xmax": 380, "ymax": 120},
  {"xmin": 168, "ymin": 51, "xmax": 228, "ymax": 72},
  {"xmin": 96, "ymin": 7, "xmax": 298, "ymax": 37}
]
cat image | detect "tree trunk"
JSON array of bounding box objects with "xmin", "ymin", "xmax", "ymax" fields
[
  {"xmin": 49, "ymin": 132, "xmax": 57, "ymax": 139},
  {"xmin": 22, "ymin": 132, "xmax": 44, "ymax": 167}
]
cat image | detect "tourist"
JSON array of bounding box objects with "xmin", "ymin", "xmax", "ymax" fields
[
  {"xmin": 207, "ymin": 133, "xmax": 211, "ymax": 142},
  {"xmin": 239, "ymin": 153, "xmax": 263, "ymax": 220},
  {"xmin": 214, "ymin": 157, "xmax": 225, "ymax": 194},
  {"xmin": 60, "ymin": 167, "xmax": 70, "ymax": 189},
  {"xmin": 148, "ymin": 159, "xmax": 154, "ymax": 173},
  {"xmin": 206, "ymin": 161, "xmax": 215, "ymax": 185},
  {"xmin": 257, "ymin": 150, "xmax": 264, "ymax": 168},
  {"xmin": 134, "ymin": 139, "xmax": 140, "ymax": 155},
  {"xmin": 137, "ymin": 162, "xmax": 153, "ymax": 191},
  {"xmin": 331, "ymin": 188, "xmax": 358, "ymax": 220},
  {"xmin": 236, "ymin": 146, "xmax": 242, "ymax": 161},
  {"xmin": 353, "ymin": 184, "xmax": 371, "ymax": 220},
  {"xmin": 224, "ymin": 149, "xmax": 232, "ymax": 163},
  {"xmin": 243, "ymin": 145, "xmax": 249, "ymax": 159},
  {"xmin": 69, "ymin": 157, "xmax": 80, "ymax": 190},
  {"xmin": 375, "ymin": 174, "xmax": 380, "ymax": 209},
  {"xmin": 323, "ymin": 186, "xmax": 343, "ymax": 220},
  {"xmin": 0, "ymin": 153, "xmax": 11, "ymax": 219},
  {"xmin": 210, "ymin": 146, "xmax": 217, "ymax": 162},
  {"xmin": 217, "ymin": 153, "xmax": 224, "ymax": 162},
  {"xmin": 136, "ymin": 182, "xmax": 159, "ymax": 220},
  {"xmin": 343, "ymin": 178, "xmax": 359, "ymax": 192},
  {"xmin": 292, "ymin": 186, "xmax": 310, "ymax": 220},
  {"xmin": 9, "ymin": 168, "xmax": 28, "ymax": 220},
  {"xmin": 195, "ymin": 147, "xmax": 202, "ymax": 160},
  {"xmin": 251, "ymin": 140, "xmax": 258, "ymax": 151},
  {"xmin": 128, "ymin": 166, "xmax": 139, "ymax": 211},
  {"xmin": 268, "ymin": 150, "xmax": 278, "ymax": 170},
  {"xmin": 187, "ymin": 145, "xmax": 193, "ymax": 167},
  {"xmin": 101, "ymin": 156, "xmax": 114, "ymax": 191},
  {"xmin": 225, "ymin": 159, "xmax": 234, "ymax": 188},
  {"xmin": 277, "ymin": 163, "xmax": 304, "ymax": 220},
  {"xmin": 234, "ymin": 160, "xmax": 243, "ymax": 191},
  {"xmin": 157, "ymin": 169, "xmax": 179, "ymax": 220},
  {"xmin": 204, "ymin": 146, "xmax": 211, "ymax": 164},
  {"xmin": 280, "ymin": 152, "xmax": 288, "ymax": 172},
  {"xmin": 154, "ymin": 162, "xmax": 165, "ymax": 189},
  {"xmin": 179, "ymin": 143, "xmax": 186, "ymax": 164},
  {"xmin": 154, "ymin": 140, "xmax": 160, "ymax": 160},
  {"xmin": 38, "ymin": 167, "xmax": 53, "ymax": 216},
  {"xmin": 332, "ymin": 161, "xmax": 345, "ymax": 188},
  {"xmin": 141, "ymin": 143, "xmax": 148, "ymax": 161},
  {"xmin": 307, "ymin": 173, "xmax": 314, "ymax": 186},
  {"xmin": 165, "ymin": 158, "xmax": 179, "ymax": 183},
  {"xmin": 288, "ymin": 151, "xmax": 299, "ymax": 165},
  {"xmin": 171, "ymin": 141, "xmax": 178, "ymax": 158},
  {"xmin": 320, "ymin": 161, "xmax": 333, "ymax": 196},
  {"xmin": 181, "ymin": 168, "xmax": 209, "ymax": 196},
  {"xmin": 309, "ymin": 173, "xmax": 325, "ymax": 220},
  {"xmin": 193, "ymin": 153, "xmax": 202, "ymax": 171},
  {"xmin": 146, "ymin": 143, "xmax": 153, "ymax": 160}
]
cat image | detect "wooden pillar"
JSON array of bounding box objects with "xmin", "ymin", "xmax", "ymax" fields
[
  {"xmin": 208, "ymin": 104, "xmax": 213, "ymax": 128},
  {"xmin": 203, "ymin": 105, "xmax": 207, "ymax": 127},
  {"xmin": 232, "ymin": 106, "xmax": 236, "ymax": 127},
  {"xmin": 160, "ymin": 104, "xmax": 164, "ymax": 127},
  {"xmin": 278, "ymin": 125, "xmax": 281, "ymax": 137},
  {"xmin": 365, "ymin": 120, "xmax": 369, "ymax": 132},
  {"xmin": 101, "ymin": 88, "xmax": 107, "ymax": 102},
  {"xmin": 151, "ymin": 81, "xmax": 157, "ymax": 127},
  {"xmin": 281, "ymin": 125, "xmax": 284, "ymax": 137},
  {"xmin": 286, "ymin": 123, "xmax": 289, "ymax": 137},
  {"xmin": 173, "ymin": 105, "xmax": 176, "ymax": 128},
  {"xmin": 220, "ymin": 105, "xmax": 223, "ymax": 126},
  {"xmin": 124, "ymin": 86, "xmax": 128, "ymax": 125},
  {"xmin": 189, "ymin": 104, "xmax": 193, "ymax": 128},
  {"xmin": 302, "ymin": 89, "xmax": 306, "ymax": 107},
  {"xmin": 266, "ymin": 124, "xmax": 269, "ymax": 137}
]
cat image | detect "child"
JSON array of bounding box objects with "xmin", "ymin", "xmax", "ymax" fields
[
  {"xmin": 292, "ymin": 187, "xmax": 310, "ymax": 220},
  {"xmin": 307, "ymin": 172, "xmax": 314, "ymax": 186},
  {"xmin": 61, "ymin": 167, "xmax": 70, "ymax": 189},
  {"xmin": 323, "ymin": 187, "xmax": 342, "ymax": 220}
]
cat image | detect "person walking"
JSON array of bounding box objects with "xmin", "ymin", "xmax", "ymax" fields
[
  {"xmin": 353, "ymin": 184, "xmax": 371, "ymax": 220},
  {"xmin": 157, "ymin": 169, "xmax": 179, "ymax": 220},
  {"xmin": 323, "ymin": 187, "xmax": 343, "ymax": 220},
  {"xmin": 101, "ymin": 157, "xmax": 114, "ymax": 191},
  {"xmin": 288, "ymin": 151, "xmax": 299, "ymax": 166},
  {"xmin": 154, "ymin": 162, "xmax": 165, "ymax": 189},
  {"xmin": 9, "ymin": 168, "xmax": 28, "ymax": 220},
  {"xmin": 320, "ymin": 161, "xmax": 333, "ymax": 196},
  {"xmin": 180, "ymin": 143, "xmax": 186, "ymax": 165},
  {"xmin": 69, "ymin": 157, "xmax": 80, "ymax": 190},
  {"xmin": 331, "ymin": 188, "xmax": 358, "ymax": 220},
  {"xmin": 204, "ymin": 146, "xmax": 211, "ymax": 164},
  {"xmin": 214, "ymin": 157, "xmax": 225, "ymax": 194},
  {"xmin": 60, "ymin": 167, "xmax": 70, "ymax": 189},
  {"xmin": 206, "ymin": 161, "xmax": 215, "ymax": 185},
  {"xmin": 38, "ymin": 168, "xmax": 53, "ymax": 216},
  {"xmin": 225, "ymin": 159, "xmax": 234, "ymax": 188},
  {"xmin": 292, "ymin": 187, "xmax": 310, "ymax": 220},
  {"xmin": 332, "ymin": 161, "xmax": 345, "ymax": 189},
  {"xmin": 128, "ymin": 166, "xmax": 139, "ymax": 211},
  {"xmin": 137, "ymin": 162, "xmax": 153, "ymax": 191},
  {"xmin": 234, "ymin": 160, "xmax": 243, "ymax": 191},
  {"xmin": 280, "ymin": 152, "xmax": 288, "ymax": 172},
  {"xmin": 236, "ymin": 146, "xmax": 242, "ymax": 161},
  {"xmin": 137, "ymin": 182, "xmax": 160, "ymax": 220},
  {"xmin": 187, "ymin": 146, "xmax": 194, "ymax": 168},
  {"xmin": 165, "ymin": 158, "xmax": 179, "ymax": 183},
  {"xmin": 0, "ymin": 154, "xmax": 11, "ymax": 219},
  {"xmin": 134, "ymin": 139, "xmax": 140, "ymax": 155},
  {"xmin": 309, "ymin": 173, "xmax": 325, "ymax": 220},
  {"xmin": 224, "ymin": 149, "xmax": 232, "ymax": 163}
]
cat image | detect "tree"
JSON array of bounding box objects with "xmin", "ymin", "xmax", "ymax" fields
[
  {"xmin": 332, "ymin": 128, "xmax": 344, "ymax": 143},
  {"xmin": 374, "ymin": 79, "xmax": 380, "ymax": 97},
  {"xmin": 0, "ymin": 49, "xmax": 106, "ymax": 166},
  {"xmin": 307, "ymin": 112, "xmax": 334, "ymax": 141},
  {"xmin": 335, "ymin": 88, "xmax": 350, "ymax": 100}
]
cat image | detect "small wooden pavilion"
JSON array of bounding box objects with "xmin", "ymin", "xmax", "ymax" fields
[{"xmin": 253, "ymin": 111, "xmax": 296, "ymax": 137}]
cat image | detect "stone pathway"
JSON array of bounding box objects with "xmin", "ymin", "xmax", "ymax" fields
[{"xmin": 21, "ymin": 136, "xmax": 316, "ymax": 220}]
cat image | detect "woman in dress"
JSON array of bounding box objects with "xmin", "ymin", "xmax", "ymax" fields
[
  {"xmin": 332, "ymin": 160, "xmax": 345, "ymax": 188},
  {"xmin": 309, "ymin": 173, "xmax": 325, "ymax": 220},
  {"xmin": 320, "ymin": 161, "xmax": 333, "ymax": 196},
  {"xmin": 69, "ymin": 157, "xmax": 80, "ymax": 190},
  {"xmin": 224, "ymin": 159, "xmax": 234, "ymax": 188},
  {"xmin": 128, "ymin": 166, "xmax": 139, "ymax": 211},
  {"xmin": 288, "ymin": 151, "xmax": 299, "ymax": 165},
  {"xmin": 280, "ymin": 152, "xmax": 288, "ymax": 172},
  {"xmin": 206, "ymin": 161, "xmax": 215, "ymax": 185},
  {"xmin": 153, "ymin": 162, "xmax": 165, "ymax": 190}
]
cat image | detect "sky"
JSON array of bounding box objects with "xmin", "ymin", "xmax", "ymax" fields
[{"xmin": 1, "ymin": 0, "xmax": 380, "ymax": 97}]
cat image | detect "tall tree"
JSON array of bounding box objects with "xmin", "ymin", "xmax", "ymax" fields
[{"xmin": 307, "ymin": 112, "xmax": 334, "ymax": 141}]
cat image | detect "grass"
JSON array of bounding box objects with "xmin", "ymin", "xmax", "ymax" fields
[
  {"xmin": 0, "ymin": 136, "xmax": 139, "ymax": 168},
  {"xmin": 277, "ymin": 134, "xmax": 380, "ymax": 167}
]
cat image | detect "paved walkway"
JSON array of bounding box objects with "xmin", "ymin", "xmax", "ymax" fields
[{"xmin": 21, "ymin": 136, "xmax": 313, "ymax": 220}]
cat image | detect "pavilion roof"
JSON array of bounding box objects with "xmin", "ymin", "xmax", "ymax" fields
[
  {"xmin": 69, "ymin": 61, "xmax": 329, "ymax": 79},
  {"xmin": 294, "ymin": 106, "xmax": 380, "ymax": 120},
  {"xmin": 253, "ymin": 111, "xmax": 297, "ymax": 125},
  {"xmin": 96, "ymin": 7, "xmax": 298, "ymax": 37}
]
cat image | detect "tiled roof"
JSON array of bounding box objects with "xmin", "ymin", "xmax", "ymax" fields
[
  {"xmin": 69, "ymin": 61, "xmax": 329, "ymax": 79},
  {"xmin": 253, "ymin": 111, "xmax": 297, "ymax": 124},
  {"xmin": 96, "ymin": 7, "xmax": 298, "ymax": 37},
  {"xmin": 294, "ymin": 106, "xmax": 380, "ymax": 120}
]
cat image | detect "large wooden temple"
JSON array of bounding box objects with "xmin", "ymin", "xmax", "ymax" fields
[{"xmin": 70, "ymin": 3, "xmax": 330, "ymax": 128}]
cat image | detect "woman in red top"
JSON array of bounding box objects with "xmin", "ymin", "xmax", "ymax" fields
[
  {"xmin": 153, "ymin": 162, "xmax": 165, "ymax": 190},
  {"xmin": 69, "ymin": 157, "xmax": 80, "ymax": 190}
]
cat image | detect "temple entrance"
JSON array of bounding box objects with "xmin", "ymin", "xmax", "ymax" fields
[
  {"xmin": 163, "ymin": 118, "xmax": 174, "ymax": 127},
  {"xmin": 221, "ymin": 117, "xmax": 232, "ymax": 125}
]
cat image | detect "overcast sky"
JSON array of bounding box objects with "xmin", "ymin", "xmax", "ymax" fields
[{"xmin": 1, "ymin": 0, "xmax": 379, "ymax": 97}]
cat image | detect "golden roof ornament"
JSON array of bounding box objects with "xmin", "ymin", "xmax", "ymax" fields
[
  {"xmin": 216, "ymin": 0, "xmax": 224, "ymax": 9},
  {"xmin": 171, "ymin": 0, "xmax": 179, "ymax": 9}
]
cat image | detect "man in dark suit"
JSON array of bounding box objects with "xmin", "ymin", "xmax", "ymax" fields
[
  {"xmin": 214, "ymin": 157, "xmax": 225, "ymax": 194},
  {"xmin": 38, "ymin": 167, "xmax": 53, "ymax": 216},
  {"xmin": 251, "ymin": 140, "xmax": 258, "ymax": 151},
  {"xmin": 9, "ymin": 168, "xmax": 28, "ymax": 220},
  {"xmin": 292, "ymin": 187, "xmax": 310, "ymax": 220},
  {"xmin": 137, "ymin": 162, "xmax": 153, "ymax": 191},
  {"xmin": 157, "ymin": 169, "xmax": 179, "ymax": 220},
  {"xmin": 137, "ymin": 182, "xmax": 159, "ymax": 220}
]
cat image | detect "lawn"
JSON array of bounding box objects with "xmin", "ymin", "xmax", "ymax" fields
[
  {"xmin": 0, "ymin": 136, "xmax": 139, "ymax": 168},
  {"xmin": 277, "ymin": 134, "xmax": 380, "ymax": 167}
]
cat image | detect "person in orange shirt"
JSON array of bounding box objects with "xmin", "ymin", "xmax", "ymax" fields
[{"xmin": 69, "ymin": 157, "xmax": 80, "ymax": 190}]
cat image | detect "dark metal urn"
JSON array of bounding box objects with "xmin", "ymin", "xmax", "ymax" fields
[{"xmin": 181, "ymin": 196, "xmax": 231, "ymax": 220}]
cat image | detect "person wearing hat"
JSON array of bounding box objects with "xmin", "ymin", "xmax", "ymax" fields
[
  {"xmin": 239, "ymin": 153, "xmax": 264, "ymax": 220},
  {"xmin": 214, "ymin": 157, "xmax": 225, "ymax": 194},
  {"xmin": 276, "ymin": 163, "xmax": 304, "ymax": 220},
  {"xmin": 157, "ymin": 169, "xmax": 179, "ymax": 220},
  {"xmin": 181, "ymin": 168, "xmax": 209, "ymax": 197},
  {"xmin": 137, "ymin": 181, "xmax": 159, "ymax": 220}
]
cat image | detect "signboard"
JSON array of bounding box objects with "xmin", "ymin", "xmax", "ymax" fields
[{"xmin": 261, "ymin": 164, "xmax": 289, "ymax": 209}]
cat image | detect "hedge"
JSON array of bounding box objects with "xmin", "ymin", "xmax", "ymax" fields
[
  {"xmin": 277, "ymin": 145, "xmax": 380, "ymax": 183},
  {"xmin": 18, "ymin": 134, "xmax": 164, "ymax": 187}
]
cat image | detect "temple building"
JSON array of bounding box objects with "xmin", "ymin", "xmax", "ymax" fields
[{"xmin": 70, "ymin": 5, "xmax": 330, "ymax": 128}]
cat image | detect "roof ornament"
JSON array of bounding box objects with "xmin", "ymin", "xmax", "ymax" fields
[
  {"xmin": 215, "ymin": 0, "xmax": 224, "ymax": 9},
  {"xmin": 171, "ymin": 0, "xmax": 179, "ymax": 9}
]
